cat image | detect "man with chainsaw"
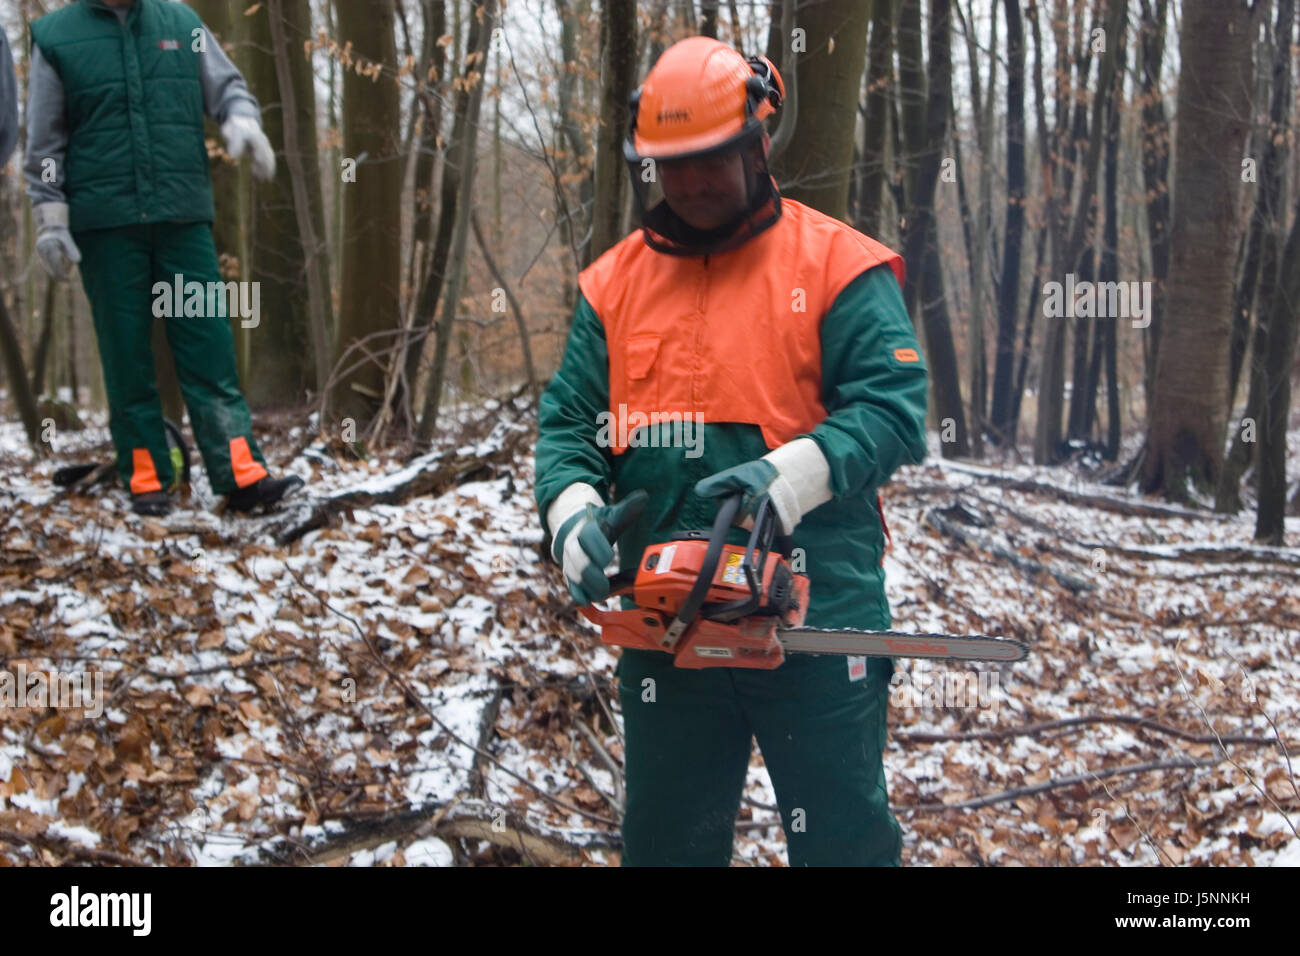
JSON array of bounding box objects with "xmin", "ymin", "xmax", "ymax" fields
[
  {"xmin": 24, "ymin": 0, "xmax": 303, "ymax": 516},
  {"xmin": 535, "ymin": 36, "xmax": 929, "ymax": 866}
]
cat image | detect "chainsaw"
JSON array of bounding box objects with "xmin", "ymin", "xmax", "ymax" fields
[{"xmin": 579, "ymin": 491, "xmax": 1029, "ymax": 668}]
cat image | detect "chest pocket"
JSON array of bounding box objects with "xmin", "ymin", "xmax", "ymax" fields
[{"xmin": 625, "ymin": 333, "xmax": 661, "ymax": 412}]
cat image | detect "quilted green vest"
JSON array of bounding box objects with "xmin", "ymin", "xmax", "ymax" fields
[{"xmin": 31, "ymin": 0, "xmax": 215, "ymax": 233}]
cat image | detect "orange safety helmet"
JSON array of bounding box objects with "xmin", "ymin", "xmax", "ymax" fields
[
  {"xmin": 624, "ymin": 37, "xmax": 786, "ymax": 256},
  {"xmin": 626, "ymin": 36, "xmax": 784, "ymax": 160}
]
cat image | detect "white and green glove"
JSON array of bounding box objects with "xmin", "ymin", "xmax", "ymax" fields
[
  {"xmin": 34, "ymin": 202, "xmax": 81, "ymax": 281},
  {"xmin": 694, "ymin": 437, "xmax": 833, "ymax": 535},
  {"xmin": 547, "ymin": 484, "xmax": 648, "ymax": 605}
]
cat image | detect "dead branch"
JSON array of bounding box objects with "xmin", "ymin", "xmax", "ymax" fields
[
  {"xmin": 924, "ymin": 504, "xmax": 1096, "ymax": 593},
  {"xmin": 892, "ymin": 713, "xmax": 1300, "ymax": 748},
  {"xmin": 261, "ymin": 423, "xmax": 529, "ymax": 545},
  {"xmin": 901, "ymin": 753, "xmax": 1225, "ymax": 812},
  {"xmin": 258, "ymin": 798, "xmax": 619, "ymax": 866},
  {"xmin": 939, "ymin": 463, "xmax": 1232, "ymax": 521}
]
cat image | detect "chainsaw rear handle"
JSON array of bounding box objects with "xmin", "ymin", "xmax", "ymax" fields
[
  {"xmin": 575, "ymin": 489, "xmax": 649, "ymax": 602},
  {"xmin": 601, "ymin": 488, "xmax": 648, "ymax": 544}
]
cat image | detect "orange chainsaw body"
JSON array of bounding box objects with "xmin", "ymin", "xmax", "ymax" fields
[{"xmin": 579, "ymin": 536, "xmax": 811, "ymax": 669}]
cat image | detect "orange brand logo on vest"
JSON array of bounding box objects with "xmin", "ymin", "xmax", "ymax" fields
[{"xmin": 596, "ymin": 404, "xmax": 705, "ymax": 458}]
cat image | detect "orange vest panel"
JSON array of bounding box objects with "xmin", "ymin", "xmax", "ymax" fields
[{"xmin": 579, "ymin": 197, "xmax": 905, "ymax": 454}]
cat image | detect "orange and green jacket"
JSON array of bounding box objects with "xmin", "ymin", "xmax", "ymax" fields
[{"xmin": 535, "ymin": 197, "xmax": 929, "ymax": 631}]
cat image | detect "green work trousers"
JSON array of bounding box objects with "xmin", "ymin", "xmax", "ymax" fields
[
  {"xmin": 74, "ymin": 222, "xmax": 267, "ymax": 496},
  {"xmin": 617, "ymin": 649, "xmax": 902, "ymax": 866}
]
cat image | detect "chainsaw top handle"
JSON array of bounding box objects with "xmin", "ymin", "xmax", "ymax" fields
[
  {"xmin": 706, "ymin": 494, "xmax": 776, "ymax": 622},
  {"xmin": 661, "ymin": 492, "xmax": 742, "ymax": 645}
]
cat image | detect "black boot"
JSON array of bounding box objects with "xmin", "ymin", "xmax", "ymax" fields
[
  {"xmin": 132, "ymin": 490, "xmax": 172, "ymax": 516},
  {"xmin": 226, "ymin": 474, "xmax": 305, "ymax": 514}
]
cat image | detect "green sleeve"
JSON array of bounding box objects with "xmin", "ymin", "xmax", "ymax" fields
[
  {"xmin": 533, "ymin": 293, "xmax": 613, "ymax": 535},
  {"xmin": 804, "ymin": 264, "xmax": 929, "ymax": 496}
]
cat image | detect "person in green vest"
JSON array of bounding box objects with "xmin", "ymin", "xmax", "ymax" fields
[
  {"xmin": 534, "ymin": 37, "xmax": 930, "ymax": 866},
  {"xmin": 24, "ymin": 0, "xmax": 303, "ymax": 517}
]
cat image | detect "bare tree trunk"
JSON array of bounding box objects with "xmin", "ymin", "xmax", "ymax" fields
[
  {"xmin": 29, "ymin": 280, "xmax": 56, "ymax": 397},
  {"xmin": 1141, "ymin": 0, "xmax": 1254, "ymax": 500},
  {"xmin": 768, "ymin": 0, "xmax": 870, "ymax": 218},
  {"xmin": 1073, "ymin": 3, "xmax": 1127, "ymax": 448},
  {"xmin": 1100, "ymin": 25, "xmax": 1124, "ymax": 461},
  {"xmin": 902, "ymin": 0, "xmax": 968, "ymax": 458},
  {"xmin": 400, "ymin": 0, "xmax": 488, "ymax": 424},
  {"xmin": 1255, "ymin": 183, "xmax": 1300, "ymax": 541},
  {"xmin": 1036, "ymin": 0, "xmax": 1124, "ymax": 465},
  {"xmin": 406, "ymin": 0, "xmax": 448, "ymax": 339},
  {"xmin": 1138, "ymin": 0, "xmax": 1171, "ymax": 409},
  {"xmin": 0, "ymin": 293, "xmax": 44, "ymax": 455},
  {"xmin": 1217, "ymin": 0, "xmax": 1294, "ymax": 513},
  {"xmin": 267, "ymin": 0, "xmax": 334, "ymax": 404},
  {"xmin": 588, "ymin": 0, "xmax": 636, "ymax": 264},
  {"xmin": 1227, "ymin": 3, "xmax": 1288, "ymax": 411},
  {"xmin": 241, "ymin": 0, "xmax": 328, "ymax": 407},
  {"xmin": 331, "ymin": 0, "xmax": 404, "ymax": 430},
  {"xmin": 699, "ymin": 0, "xmax": 718, "ymax": 37},
  {"xmin": 856, "ymin": 0, "xmax": 895, "ymax": 239},
  {"xmin": 556, "ymin": 0, "xmax": 595, "ymax": 269},
  {"xmin": 952, "ymin": 0, "xmax": 994, "ymax": 457},
  {"xmin": 1001, "ymin": 0, "xmax": 1051, "ymax": 448},
  {"xmin": 990, "ymin": 0, "xmax": 1024, "ymax": 447},
  {"xmin": 1010, "ymin": 224, "xmax": 1047, "ymax": 444},
  {"xmin": 469, "ymin": 210, "xmax": 538, "ymax": 401},
  {"xmin": 416, "ymin": 0, "xmax": 497, "ymax": 444}
]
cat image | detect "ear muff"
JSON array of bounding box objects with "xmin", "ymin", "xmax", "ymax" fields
[{"xmin": 746, "ymin": 55, "xmax": 784, "ymax": 113}]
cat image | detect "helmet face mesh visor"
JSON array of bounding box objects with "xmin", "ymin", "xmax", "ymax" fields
[{"xmin": 624, "ymin": 123, "xmax": 780, "ymax": 256}]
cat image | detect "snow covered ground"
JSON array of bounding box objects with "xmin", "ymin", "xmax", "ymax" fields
[{"xmin": 1, "ymin": 404, "xmax": 1297, "ymax": 866}]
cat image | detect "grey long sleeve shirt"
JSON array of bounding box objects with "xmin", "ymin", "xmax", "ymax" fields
[
  {"xmin": 0, "ymin": 30, "xmax": 17, "ymax": 166},
  {"xmin": 24, "ymin": 13, "xmax": 260, "ymax": 207}
]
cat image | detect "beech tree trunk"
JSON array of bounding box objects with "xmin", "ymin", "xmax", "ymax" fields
[{"xmin": 1141, "ymin": 0, "xmax": 1254, "ymax": 500}]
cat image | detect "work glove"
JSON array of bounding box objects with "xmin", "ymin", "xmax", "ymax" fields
[
  {"xmin": 221, "ymin": 114, "xmax": 276, "ymax": 182},
  {"xmin": 694, "ymin": 437, "xmax": 833, "ymax": 536},
  {"xmin": 33, "ymin": 202, "xmax": 81, "ymax": 281},
  {"xmin": 548, "ymin": 486, "xmax": 648, "ymax": 605}
]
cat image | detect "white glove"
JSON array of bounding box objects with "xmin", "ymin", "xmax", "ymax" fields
[
  {"xmin": 757, "ymin": 437, "xmax": 834, "ymax": 534},
  {"xmin": 221, "ymin": 114, "xmax": 276, "ymax": 182},
  {"xmin": 547, "ymin": 483, "xmax": 607, "ymax": 602},
  {"xmin": 33, "ymin": 202, "xmax": 81, "ymax": 281}
]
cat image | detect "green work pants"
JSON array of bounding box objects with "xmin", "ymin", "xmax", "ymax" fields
[
  {"xmin": 617, "ymin": 649, "xmax": 901, "ymax": 866},
  {"xmin": 74, "ymin": 222, "xmax": 267, "ymax": 496}
]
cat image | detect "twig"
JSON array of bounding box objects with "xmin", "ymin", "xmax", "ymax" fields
[
  {"xmin": 900, "ymin": 753, "xmax": 1225, "ymax": 812},
  {"xmin": 892, "ymin": 712, "xmax": 1300, "ymax": 748},
  {"xmin": 1171, "ymin": 636, "xmax": 1299, "ymax": 840}
]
